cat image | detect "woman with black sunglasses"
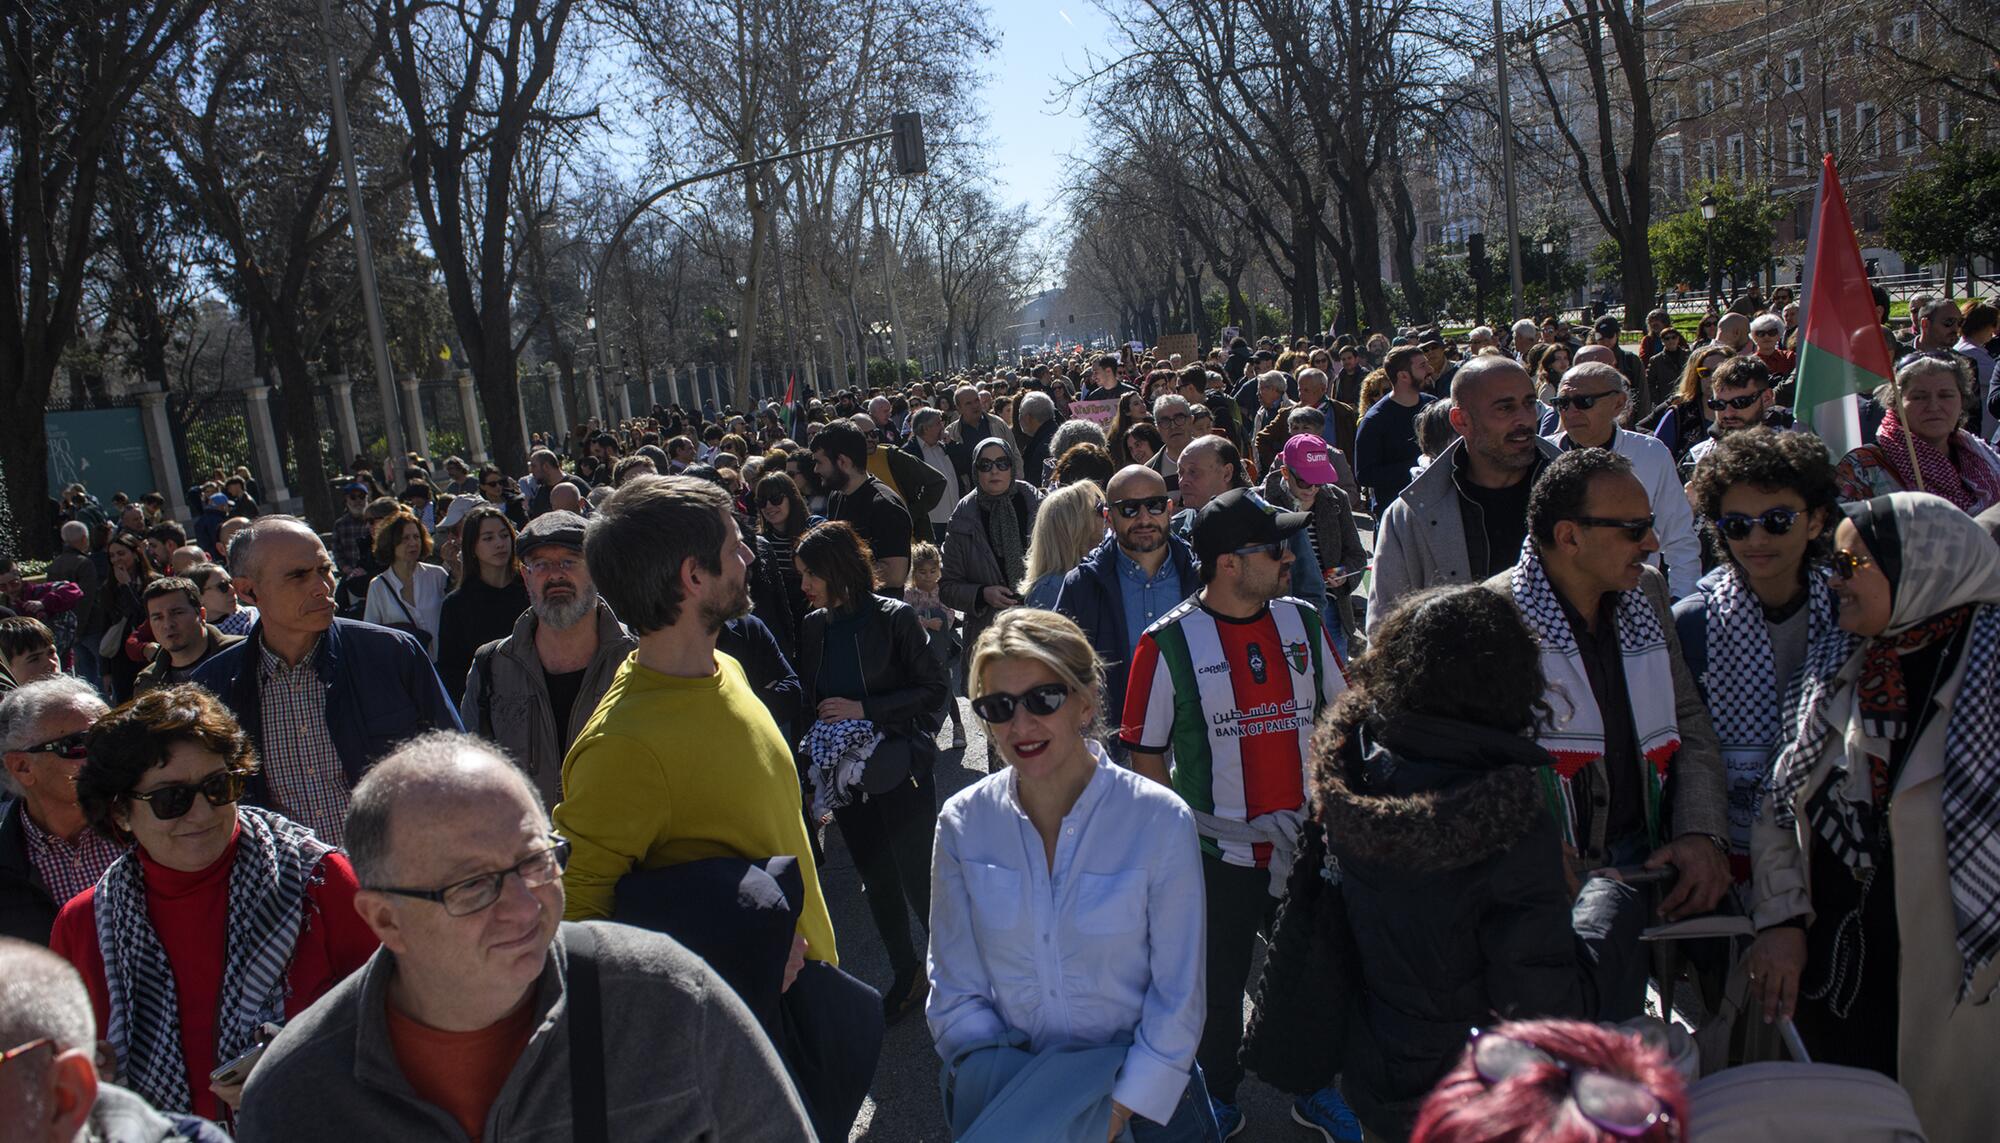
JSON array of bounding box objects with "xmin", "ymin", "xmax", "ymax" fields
[
  {"xmin": 1673, "ymin": 428, "xmax": 1846, "ymax": 881},
  {"xmin": 794, "ymin": 521, "xmax": 948, "ymax": 1028},
  {"xmin": 927, "ymin": 607, "xmax": 1214, "ymax": 1141},
  {"xmin": 49, "ymin": 685, "xmax": 378, "ymax": 1123}
]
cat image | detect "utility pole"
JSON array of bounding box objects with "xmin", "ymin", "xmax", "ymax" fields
[
  {"xmin": 317, "ymin": 0, "xmax": 404, "ymax": 467},
  {"xmin": 1494, "ymin": 0, "xmax": 1526, "ymax": 321}
]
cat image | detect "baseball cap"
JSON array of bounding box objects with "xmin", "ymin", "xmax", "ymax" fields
[
  {"xmin": 1191, "ymin": 487, "xmax": 1308, "ymax": 566},
  {"xmin": 342, "ymin": 482, "xmax": 369, "ymax": 496},
  {"xmin": 1282, "ymin": 435, "xmax": 1340, "ymax": 486},
  {"xmin": 1593, "ymin": 315, "xmax": 1622, "ymax": 337},
  {"xmin": 207, "ymin": 492, "xmax": 231, "ymax": 508},
  {"xmin": 439, "ymin": 495, "xmax": 478, "ymax": 532},
  {"xmin": 517, "ymin": 510, "xmax": 585, "ymax": 557}
]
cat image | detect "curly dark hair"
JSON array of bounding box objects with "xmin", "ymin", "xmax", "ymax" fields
[
  {"xmin": 1709, "ymin": 354, "xmax": 1772, "ymax": 394},
  {"xmin": 1527, "ymin": 447, "xmax": 1634, "ymax": 546},
  {"xmin": 1686, "ymin": 426, "xmax": 1840, "ymax": 562},
  {"xmin": 78, "ymin": 684, "xmax": 259, "ymax": 842}
]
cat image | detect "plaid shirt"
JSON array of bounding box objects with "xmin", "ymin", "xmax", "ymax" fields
[
  {"xmin": 214, "ymin": 605, "xmax": 259, "ymax": 637},
  {"xmin": 332, "ymin": 512, "xmax": 373, "ymax": 574},
  {"xmin": 19, "ymin": 807, "xmax": 123, "ymax": 907},
  {"xmin": 257, "ymin": 639, "xmax": 351, "ymax": 845}
]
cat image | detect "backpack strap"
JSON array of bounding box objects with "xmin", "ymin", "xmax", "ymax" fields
[
  {"xmin": 566, "ymin": 923, "xmax": 608, "ymax": 1143},
  {"xmin": 472, "ymin": 641, "xmax": 501, "ymax": 738}
]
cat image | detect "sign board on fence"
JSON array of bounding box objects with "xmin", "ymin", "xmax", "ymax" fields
[
  {"xmin": 1155, "ymin": 333, "xmax": 1199, "ymax": 363},
  {"xmin": 1067, "ymin": 398, "xmax": 1120, "ymax": 428},
  {"xmin": 46, "ymin": 408, "xmax": 155, "ymax": 501}
]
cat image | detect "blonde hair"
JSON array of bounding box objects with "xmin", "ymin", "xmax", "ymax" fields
[
  {"xmin": 1018, "ymin": 479, "xmax": 1106, "ymax": 597},
  {"xmin": 1359, "ymin": 367, "xmax": 1391, "ymax": 411},
  {"xmin": 969, "ymin": 608, "xmax": 1105, "ymax": 733}
]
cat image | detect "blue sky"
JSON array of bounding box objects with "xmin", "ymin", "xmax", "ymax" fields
[{"xmin": 976, "ymin": 0, "xmax": 1113, "ymax": 219}]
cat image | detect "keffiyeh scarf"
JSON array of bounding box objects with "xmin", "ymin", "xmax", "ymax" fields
[
  {"xmin": 1766, "ymin": 602, "xmax": 2000, "ymax": 1000},
  {"xmin": 1874, "ymin": 406, "xmax": 2000, "ymax": 514},
  {"xmin": 97, "ymin": 806, "xmax": 331, "ymax": 1114},
  {"xmin": 1510, "ymin": 542, "xmax": 1680, "ymax": 848},
  {"xmin": 804, "ymin": 718, "xmax": 884, "ymax": 820},
  {"xmin": 1701, "ymin": 566, "xmax": 1838, "ymax": 859}
]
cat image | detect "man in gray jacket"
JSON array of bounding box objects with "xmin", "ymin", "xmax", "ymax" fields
[
  {"xmin": 459, "ymin": 511, "xmax": 637, "ymax": 809},
  {"xmin": 235, "ymin": 733, "xmax": 810, "ymax": 1142},
  {"xmin": 1369, "ymin": 356, "xmax": 1558, "ymax": 634}
]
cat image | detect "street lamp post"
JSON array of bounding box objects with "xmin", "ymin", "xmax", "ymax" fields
[
  {"xmin": 1701, "ymin": 192, "xmax": 1720, "ymax": 313},
  {"xmin": 583, "ymin": 304, "xmax": 604, "ymax": 425},
  {"xmin": 1541, "ymin": 234, "xmax": 1556, "ymax": 315}
]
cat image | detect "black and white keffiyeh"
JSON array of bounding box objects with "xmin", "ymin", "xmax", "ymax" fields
[
  {"xmin": 96, "ymin": 805, "xmax": 332, "ymax": 1113},
  {"xmin": 1702, "ymin": 565, "xmax": 1839, "ymax": 856},
  {"xmin": 1942, "ymin": 605, "xmax": 2000, "ymax": 1000},
  {"xmin": 803, "ymin": 718, "xmax": 884, "ymax": 820}
]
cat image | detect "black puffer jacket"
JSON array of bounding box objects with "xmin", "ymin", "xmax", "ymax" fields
[{"xmin": 1317, "ymin": 713, "xmax": 1592, "ymax": 1139}]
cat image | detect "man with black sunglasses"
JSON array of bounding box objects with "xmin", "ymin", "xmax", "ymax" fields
[
  {"xmin": 0, "ymin": 678, "xmax": 119, "ymax": 945},
  {"xmin": 1053, "ymin": 465, "xmax": 1199, "ymax": 740},
  {"xmin": 1484, "ymin": 448, "xmax": 1729, "ymax": 1014},
  {"xmin": 1684, "ymin": 356, "xmax": 1800, "ymax": 475}
]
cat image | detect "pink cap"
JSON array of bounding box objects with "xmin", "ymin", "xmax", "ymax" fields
[{"xmin": 1283, "ymin": 434, "xmax": 1339, "ymax": 486}]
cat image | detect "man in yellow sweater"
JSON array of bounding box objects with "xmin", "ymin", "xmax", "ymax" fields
[{"xmin": 553, "ymin": 474, "xmax": 837, "ymax": 966}]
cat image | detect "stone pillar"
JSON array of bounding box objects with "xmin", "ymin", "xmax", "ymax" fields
[
  {"xmin": 242, "ymin": 383, "xmax": 297, "ymax": 513},
  {"xmin": 134, "ymin": 386, "xmax": 191, "ymax": 523},
  {"xmin": 454, "ymin": 370, "xmax": 488, "ymax": 464},
  {"xmin": 584, "ymin": 365, "xmax": 605, "ymax": 425},
  {"xmin": 722, "ymin": 364, "xmax": 735, "ymax": 409},
  {"xmin": 615, "ymin": 375, "xmax": 634, "ymax": 422},
  {"xmin": 664, "ymin": 365, "xmax": 680, "ymax": 409},
  {"xmin": 545, "ymin": 364, "xmax": 566, "ymax": 444},
  {"xmin": 327, "ymin": 374, "xmax": 363, "ymax": 463},
  {"xmin": 397, "ymin": 374, "xmax": 429, "ymax": 465},
  {"xmin": 644, "ymin": 371, "xmax": 659, "ymax": 410}
]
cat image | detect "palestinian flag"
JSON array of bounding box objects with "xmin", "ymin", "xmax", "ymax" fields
[{"xmin": 1793, "ymin": 154, "xmax": 1895, "ymax": 458}]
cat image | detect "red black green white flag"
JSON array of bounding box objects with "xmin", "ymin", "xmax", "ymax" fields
[{"xmin": 1793, "ymin": 154, "xmax": 1895, "ymax": 458}]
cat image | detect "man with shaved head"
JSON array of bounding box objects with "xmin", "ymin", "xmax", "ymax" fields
[
  {"xmin": 236, "ymin": 733, "xmax": 811, "ymax": 1141},
  {"xmin": 192, "ymin": 516, "xmax": 461, "ymax": 844},
  {"xmin": 1369, "ymin": 355, "xmax": 1562, "ymax": 631},
  {"xmin": 1055, "ymin": 465, "xmax": 1200, "ymax": 737}
]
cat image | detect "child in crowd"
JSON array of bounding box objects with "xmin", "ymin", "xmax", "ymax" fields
[
  {"xmin": 904, "ymin": 543, "xmax": 966, "ymax": 747},
  {"xmin": 0, "ymin": 617, "xmax": 60, "ymax": 693}
]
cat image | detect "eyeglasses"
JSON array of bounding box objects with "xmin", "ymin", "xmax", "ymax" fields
[
  {"xmin": 1469, "ymin": 1029, "xmax": 1676, "ymax": 1139},
  {"xmin": 1571, "ymin": 515, "xmax": 1656, "ymax": 542},
  {"xmin": 1232, "ymin": 542, "xmax": 1288, "ymax": 559},
  {"xmin": 1714, "ymin": 506, "xmax": 1800, "ymax": 541},
  {"xmin": 1549, "ymin": 391, "xmax": 1623, "ymax": 412},
  {"xmin": 481, "ymin": 479, "xmax": 502, "ymax": 488},
  {"xmin": 523, "ymin": 557, "xmax": 584, "ymax": 576},
  {"xmin": 127, "ymin": 769, "xmax": 246, "ymax": 821},
  {"xmin": 759, "ymin": 493, "xmax": 791, "ymax": 508},
  {"xmin": 0, "ymin": 1037, "xmax": 54, "ymax": 1070},
  {"xmin": 1157, "ymin": 413, "xmax": 1192, "ymax": 429},
  {"xmin": 970, "ymin": 683, "xmax": 1071, "ymax": 724},
  {"xmin": 1830, "ymin": 548, "xmax": 1875, "ymax": 579},
  {"xmin": 974, "ymin": 456, "xmax": 1013, "ymax": 474},
  {"xmin": 1109, "ymin": 495, "xmax": 1172, "ymax": 519},
  {"xmin": 20, "ymin": 732, "xmax": 88, "ymax": 760},
  {"xmin": 1705, "ymin": 393, "xmax": 1765, "ymax": 411},
  {"xmin": 369, "ymin": 835, "xmax": 572, "ymax": 917}
]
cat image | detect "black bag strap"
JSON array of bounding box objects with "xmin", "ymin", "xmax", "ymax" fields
[
  {"xmin": 566, "ymin": 923, "xmax": 609, "ymax": 1143},
  {"xmin": 473, "ymin": 641, "xmax": 499, "ymax": 738}
]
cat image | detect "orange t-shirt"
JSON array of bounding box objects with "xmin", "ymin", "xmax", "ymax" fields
[{"xmin": 385, "ymin": 995, "xmax": 538, "ymax": 1142}]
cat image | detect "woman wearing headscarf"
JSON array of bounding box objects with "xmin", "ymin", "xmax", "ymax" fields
[
  {"xmin": 1747, "ymin": 493, "xmax": 2000, "ymax": 1140},
  {"xmin": 1834, "ymin": 354, "xmax": 2000, "ymax": 514},
  {"xmin": 941, "ymin": 436, "xmax": 1043, "ymax": 767}
]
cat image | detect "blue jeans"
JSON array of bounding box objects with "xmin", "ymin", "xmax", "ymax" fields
[{"xmin": 1128, "ymin": 1065, "xmax": 1222, "ymax": 1143}]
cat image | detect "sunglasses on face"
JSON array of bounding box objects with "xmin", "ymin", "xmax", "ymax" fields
[
  {"xmin": 1830, "ymin": 548, "xmax": 1875, "ymax": 579},
  {"xmin": 1549, "ymin": 391, "xmax": 1621, "ymax": 412},
  {"xmin": 481, "ymin": 479, "xmax": 502, "ymax": 488},
  {"xmin": 127, "ymin": 769, "xmax": 246, "ymax": 821},
  {"xmin": 1715, "ymin": 506, "xmax": 1800, "ymax": 541},
  {"xmin": 970, "ymin": 682, "xmax": 1072, "ymax": 724},
  {"xmin": 21, "ymin": 732, "xmax": 89, "ymax": 760},
  {"xmin": 1109, "ymin": 495, "xmax": 1172, "ymax": 519},
  {"xmin": 975, "ymin": 456, "xmax": 1013, "ymax": 474},
  {"xmin": 1571, "ymin": 515, "xmax": 1656, "ymax": 542},
  {"xmin": 760, "ymin": 493, "xmax": 791, "ymax": 508},
  {"xmin": 371, "ymin": 835, "xmax": 572, "ymax": 917},
  {"xmin": 1232, "ymin": 542, "xmax": 1287, "ymax": 559},
  {"xmin": 1470, "ymin": 1030, "xmax": 1675, "ymax": 1139},
  {"xmin": 1706, "ymin": 393, "xmax": 1764, "ymax": 411}
]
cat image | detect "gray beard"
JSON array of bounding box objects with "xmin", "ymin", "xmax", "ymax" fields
[{"xmin": 535, "ymin": 587, "xmax": 597, "ymax": 631}]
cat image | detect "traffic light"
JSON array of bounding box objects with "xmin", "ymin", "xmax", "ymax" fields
[{"xmin": 891, "ymin": 112, "xmax": 927, "ymax": 177}]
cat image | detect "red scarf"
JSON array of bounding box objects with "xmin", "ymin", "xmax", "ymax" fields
[{"xmin": 1874, "ymin": 406, "xmax": 2000, "ymax": 513}]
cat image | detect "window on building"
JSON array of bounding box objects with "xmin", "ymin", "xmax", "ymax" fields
[
  {"xmin": 1697, "ymin": 79, "xmax": 1716, "ymax": 115},
  {"xmin": 1897, "ymin": 103, "xmax": 1922, "ymax": 152},
  {"xmin": 1662, "ymin": 145, "xmax": 1685, "ymax": 199},
  {"xmin": 1783, "ymin": 49, "xmax": 1805, "ymax": 90},
  {"xmin": 1822, "ymin": 109, "xmax": 1842, "ymax": 155},
  {"xmin": 1940, "ymin": 99, "xmax": 1959, "ymax": 139},
  {"xmin": 1723, "ymin": 72, "xmax": 1742, "ymax": 105},
  {"xmin": 1856, "ymin": 102, "xmax": 1880, "ymax": 158},
  {"xmin": 1891, "ymin": 13, "xmax": 1919, "ymax": 48},
  {"xmin": 1851, "ymin": 23, "xmax": 1877, "ymax": 57},
  {"xmin": 1657, "ymin": 26, "xmax": 1678, "ymax": 56},
  {"xmin": 1788, "ymin": 117, "xmax": 1810, "ymax": 172},
  {"xmin": 1752, "ymin": 61, "xmax": 1770, "ymax": 100},
  {"xmin": 1659, "ymin": 93, "xmax": 1680, "ymax": 126},
  {"xmin": 1727, "ymin": 134, "xmax": 1747, "ymax": 180},
  {"xmin": 1699, "ymin": 139, "xmax": 1719, "ymax": 183}
]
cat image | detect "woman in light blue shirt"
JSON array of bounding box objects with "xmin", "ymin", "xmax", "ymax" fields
[{"xmin": 928, "ymin": 608, "xmax": 1217, "ymax": 1142}]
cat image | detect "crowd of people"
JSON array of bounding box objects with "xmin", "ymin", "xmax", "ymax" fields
[{"xmin": 2, "ymin": 285, "xmax": 1997, "ymax": 1142}]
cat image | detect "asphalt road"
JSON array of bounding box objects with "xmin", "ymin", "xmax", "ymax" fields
[{"xmin": 825, "ymin": 708, "xmax": 1303, "ymax": 1143}]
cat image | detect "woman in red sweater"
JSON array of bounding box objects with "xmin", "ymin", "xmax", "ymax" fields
[{"xmin": 50, "ymin": 684, "xmax": 378, "ymax": 1125}]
